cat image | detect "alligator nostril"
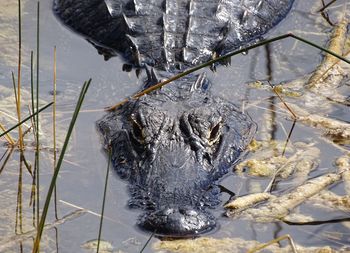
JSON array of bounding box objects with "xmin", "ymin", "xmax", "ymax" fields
[
  {"xmin": 138, "ymin": 207, "xmax": 216, "ymax": 237},
  {"xmin": 178, "ymin": 207, "xmax": 197, "ymax": 216},
  {"xmin": 164, "ymin": 208, "xmax": 175, "ymax": 215},
  {"xmin": 185, "ymin": 209, "xmax": 197, "ymax": 216}
]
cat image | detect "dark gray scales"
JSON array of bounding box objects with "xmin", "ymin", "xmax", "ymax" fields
[
  {"xmin": 96, "ymin": 73, "xmax": 257, "ymax": 235},
  {"xmin": 53, "ymin": 0, "xmax": 294, "ymax": 236},
  {"xmin": 53, "ymin": 0, "xmax": 294, "ymax": 70}
]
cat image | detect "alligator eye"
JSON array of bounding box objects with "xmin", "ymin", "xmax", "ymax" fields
[
  {"xmin": 131, "ymin": 119, "xmax": 144, "ymax": 142},
  {"xmin": 209, "ymin": 123, "xmax": 221, "ymax": 144}
]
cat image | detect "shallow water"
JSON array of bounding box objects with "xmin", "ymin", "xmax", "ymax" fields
[{"xmin": 0, "ymin": 0, "xmax": 349, "ymax": 252}]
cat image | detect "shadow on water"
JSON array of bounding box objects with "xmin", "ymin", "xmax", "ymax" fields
[{"xmin": 0, "ymin": 0, "xmax": 349, "ymax": 252}]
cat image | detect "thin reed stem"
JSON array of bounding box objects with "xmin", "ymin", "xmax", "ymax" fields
[
  {"xmin": 17, "ymin": 0, "xmax": 23, "ymax": 150},
  {"xmin": 0, "ymin": 147, "xmax": 14, "ymax": 176},
  {"xmin": 318, "ymin": 0, "xmax": 337, "ymax": 12},
  {"xmin": 107, "ymin": 33, "xmax": 350, "ymax": 110},
  {"xmin": 27, "ymin": 54, "xmax": 38, "ymax": 226},
  {"xmin": 0, "ymin": 103, "xmax": 53, "ymax": 139},
  {"xmin": 97, "ymin": 147, "xmax": 112, "ymax": 253},
  {"xmin": 247, "ymin": 234, "xmax": 297, "ymax": 253},
  {"xmin": 53, "ymin": 46, "xmax": 57, "ymax": 161},
  {"xmin": 0, "ymin": 148, "xmax": 9, "ymax": 163},
  {"xmin": 268, "ymin": 82, "xmax": 297, "ymax": 119},
  {"xmin": 15, "ymin": 155, "xmax": 24, "ymax": 234},
  {"xmin": 0, "ymin": 123, "xmax": 15, "ymax": 145},
  {"xmin": 10, "ymin": 72, "xmax": 20, "ymax": 146},
  {"xmin": 12, "ymin": 72, "xmax": 18, "ymax": 106},
  {"xmin": 281, "ymin": 120, "xmax": 296, "ymax": 157},
  {"xmin": 139, "ymin": 232, "xmax": 155, "ymax": 253},
  {"xmin": 31, "ymin": 51, "xmax": 35, "ymax": 126},
  {"xmin": 22, "ymin": 151, "xmax": 33, "ymax": 176},
  {"xmin": 53, "ymin": 46, "xmax": 58, "ymax": 219},
  {"xmin": 35, "ymin": 1, "xmax": 40, "ymax": 230}
]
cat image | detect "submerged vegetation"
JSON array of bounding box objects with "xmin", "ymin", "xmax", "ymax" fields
[{"xmin": 0, "ymin": 0, "xmax": 349, "ymax": 253}]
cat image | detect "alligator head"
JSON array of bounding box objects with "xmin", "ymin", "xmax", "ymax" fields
[{"xmin": 97, "ymin": 72, "xmax": 256, "ymax": 236}]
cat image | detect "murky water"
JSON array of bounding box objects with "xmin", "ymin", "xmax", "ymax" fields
[{"xmin": 0, "ymin": 0, "xmax": 349, "ymax": 252}]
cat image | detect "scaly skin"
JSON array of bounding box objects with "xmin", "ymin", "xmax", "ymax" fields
[
  {"xmin": 97, "ymin": 72, "xmax": 256, "ymax": 236},
  {"xmin": 53, "ymin": 0, "xmax": 294, "ymax": 70}
]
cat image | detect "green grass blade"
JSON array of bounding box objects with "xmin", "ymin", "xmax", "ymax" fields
[
  {"xmin": 36, "ymin": 1, "xmax": 40, "ymax": 132},
  {"xmin": 107, "ymin": 33, "xmax": 350, "ymax": 110},
  {"xmin": 96, "ymin": 147, "xmax": 112, "ymax": 253},
  {"xmin": 289, "ymin": 33, "xmax": 350, "ymax": 64},
  {"xmin": 53, "ymin": 46, "xmax": 58, "ymax": 219},
  {"xmin": 11, "ymin": 72, "xmax": 18, "ymax": 106},
  {"xmin": 32, "ymin": 79, "xmax": 91, "ymax": 253},
  {"xmin": 143, "ymin": 33, "xmax": 350, "ymax": 92},
  {"xmin": 0, "ymin": 102, "xmax": 53, "ymax": 139},
  {"xmin": 17, "ymin": 0, "xmax": 23, "ymax": 149},
  {"xmin": 35, "ymin": 1, "xmax": 40, "ymax": 229},
  {"xmin": 31, "ymin": 51, "xmax": 35, "ymax": 126},
  {"xmin": 139, "ymin": 232, "xmax": 155, "ymax": 253},
  {"xmin": 0, "ymin": 147, "xmax": 14, "ymax": 176}
]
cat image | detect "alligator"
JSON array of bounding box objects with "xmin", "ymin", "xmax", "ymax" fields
[
  {"xmin": 53, "ymin": 0, "xmax": 294, "ymax": 236},
  {"xmin": 53, "ymin": 0, "xmax": 294, "ymax": 70}
]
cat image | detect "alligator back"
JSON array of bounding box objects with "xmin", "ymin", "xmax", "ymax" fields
[{"xmin": 54, "ymin": 0, "xmax": 294, "ymax": 70}]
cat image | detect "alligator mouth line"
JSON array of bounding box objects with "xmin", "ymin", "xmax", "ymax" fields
[{"xmin": 139, "ymin": 206, "xmax": 217, "ymax": 237}]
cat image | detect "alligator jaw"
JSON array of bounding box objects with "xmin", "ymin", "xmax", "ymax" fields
[{"xmin": 138, "ymin": 206, "xmax": 216, "ymax": 237}]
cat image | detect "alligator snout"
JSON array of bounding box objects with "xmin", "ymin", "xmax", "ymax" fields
[{"xmin": 138, "ymin": 206, "xmax": 216, "ymax": 236}]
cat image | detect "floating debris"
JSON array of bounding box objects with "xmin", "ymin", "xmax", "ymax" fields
[
  {"xmin": 236, "ymin": 141, "xmax": 319, "ymax": 181},
  {"xmin": 273, "ymin": 84, "xmax": 304, "ymax": 98},
  {"xmin": 310, "ymin": 191, "xmax": 350, "ymax": 213},
  {"xmin": 82, "ymin": 239, "xmax": 114, "ymax": 253},
  {"xmin": 153, "ymin": 236, "xmax": 340, "ymax": 253},
  {"xmin": 238, "ymin": 157, "xmax": 287, "ymax": 177},
  {"xmin": 247, "ymin": 139, "xmax": 263, "ymax": 152},
  {"xmin": 283, "ymin": 213, "xmax": 316, "ymax": 224},
  {"xmin": 279, "ymin": 102, "xmax": 350, "ymax": 144},
  {"xmin": 227, "ymin": 173, "xmax": 342, "ymax": 222},
  {"xmin": 307, "ymin": 17, "xmax": 348, "ymax": 91},
  {"xmin": 247, "ymin": 81, "xmax": 303, "ymax": 98},
  {"xmin": 247, "ymin": 234, "xmax": 299, "ymax": 253},
  {"xmin": 281, "ymin": 143, "xmax": 320, "ymax": 182},
  {"xmin": 336, "ymin": 155, "xmax": 350, "ymax": 194},
  {"xmin": 224, "ymin": 192, "xmax": 273, "ymax": 214},
  {"xmin": 274, "ymin": 18, "xmax": 350, "ymax": 108}
]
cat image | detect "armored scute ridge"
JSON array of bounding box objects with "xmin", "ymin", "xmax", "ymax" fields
[
  {"xmin": 53, "ymin": 0, "xmax": 294, "ymax": 70},
  {"xmin": 54, "ymin": 0, "xmax": 294, "ymax": 236}
]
